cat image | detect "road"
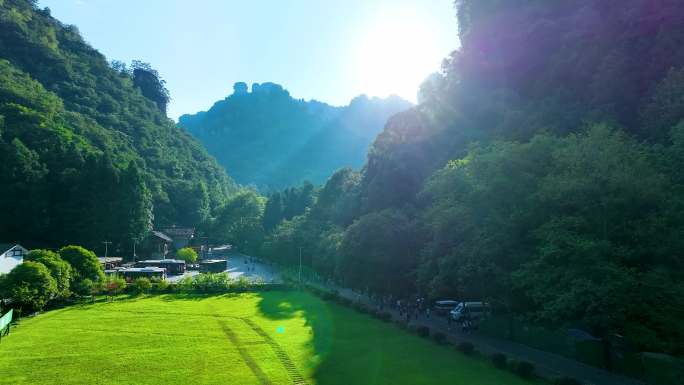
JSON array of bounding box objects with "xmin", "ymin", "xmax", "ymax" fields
[
  {"xmin": 238, "ymin": 254, "xmax": 644, "ymax": 385},
  {"xmin": 165, "ymin": 253, "xmax": 282, "ymax": 283},
  {"xmin": 224, "ymin": 253, "xmax": 281, "ymax": 282}
]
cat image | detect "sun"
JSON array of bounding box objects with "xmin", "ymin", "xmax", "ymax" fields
[{"xmin": 353, "ymin": 8, "xmax": 442, "ymax": 103}]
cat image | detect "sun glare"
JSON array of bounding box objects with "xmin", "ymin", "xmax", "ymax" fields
[{"xmin": 353, "ymin": 9, "xmax": 442, "ymax": 102}]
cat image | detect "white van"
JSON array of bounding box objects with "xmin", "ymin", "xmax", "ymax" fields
[{"xmin": 449, "ymin": 301, "xmax": 490, "ymax": 321}]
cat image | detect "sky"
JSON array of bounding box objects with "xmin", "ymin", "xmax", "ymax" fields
[{"xmin": 39, "ymin": 0, "xmax": 460, "ymax": 120}]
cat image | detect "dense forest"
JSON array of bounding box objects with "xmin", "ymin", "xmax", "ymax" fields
[
  {"xmin": 3, "ymin": 0, "xmax": 684, "ymax": 358},
  {"xmin": 210, "ymin": 0, "xmax": 684, "ymax": 355},
  {"xmin": 0, "ymin": 0, "xmax": 237, "ymax": 251},
  {"xmin": 179, "ymin": 83, "xmax": 411, "ymax": 190}
]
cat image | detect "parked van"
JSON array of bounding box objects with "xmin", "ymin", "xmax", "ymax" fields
[
  {"xmin": 433, "ymin": 300, "xmax": 460, "ymax": 316},
  {"xmin": 449, "ymin": 301, "xmax": 490, "ymax": 321}
]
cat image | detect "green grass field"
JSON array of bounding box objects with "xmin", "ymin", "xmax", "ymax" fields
[{"xmin": 0, "ymin": 291, "xmax": 538, "ymax": 385}]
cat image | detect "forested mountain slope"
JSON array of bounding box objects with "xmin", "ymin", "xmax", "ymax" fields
[
  {"xmin": 256, "ymin": 0, "xmax": 684, "ymax": 355},
  {"xmin": 0, "ymin": 0, "xmax": 236, "ymax": 250},
  {"xmin": 178, "ymin": 82, "xmax": 411, "ymax": 190}
]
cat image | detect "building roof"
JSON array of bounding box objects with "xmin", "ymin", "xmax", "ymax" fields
[
  {"xmin": 138, "ymin": 259, "xmax": 185, "ymax": 264},
  {"xmin": 116, "ymin": 267, "xmax": 166, "ymax": 273},
  {"xmin": 201, "ymin": 259, "xmax": 226, "ymax": 264},
  {"xmin": 98, "ymin": 257, "xmax": 123, "ymax": 263},
  {"xmin": 162, "ymin": 227, "xmax": 195, "ymax": 238},
  {"xmin": 151, "ymin": 231, "xmax": 173, "ymax": 242},
  {"xmin": 0, "ymin": 243, "xmax": 27, "ymax": 255}
]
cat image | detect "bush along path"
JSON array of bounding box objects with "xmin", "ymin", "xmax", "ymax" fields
[{"xmin": 290, "ymin": 275, "xmax": 644, "ymax": 385}]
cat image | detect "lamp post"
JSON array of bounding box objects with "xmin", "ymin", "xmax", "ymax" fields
[
  {"xmin": 298, "ymin": 246, "xmax": 303, "ymax": 284},
  {"xmin": 102, "ymin": 241, "xmax": 112, "ymax": 269}
]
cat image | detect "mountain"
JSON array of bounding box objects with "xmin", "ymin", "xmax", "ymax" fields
[
  {"xmin": 257, "ymin": 0, "xmax": 684, "ymax": 356},
  {"xmin": 0, "ymin": 0, "xmax": 237, "ymax": 250},
  {"xmin": 178, "ymin": 82, "xmax": 411, "ymax": 190}
]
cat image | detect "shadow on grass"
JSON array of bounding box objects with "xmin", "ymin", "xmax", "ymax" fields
[
  {"xmin": 256, "ymin": 291, "xmax": 335, "ymax": 362},
  {"xmin": 256, "ymin": 291, "xmax": 412, "ymax": 385},
  {"xmin": 254, "ymin": 291, "xmax": 539, "ymax": 385}
]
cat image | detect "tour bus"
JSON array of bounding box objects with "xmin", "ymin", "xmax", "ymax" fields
[{"xmin": 449, "ymin": 301, "xmax": 491, "ymax": 321}]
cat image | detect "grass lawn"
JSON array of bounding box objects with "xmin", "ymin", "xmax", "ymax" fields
[{"xmin": 0, "ymin": 291, "xmax": 540, "ymax": 385}]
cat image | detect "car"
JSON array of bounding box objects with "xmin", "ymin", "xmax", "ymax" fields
[
  {"xmin": 449, "ymin": 301, "xmax": 491, "ymax": 321},
  {"xmin": 433, "ymin": 300, "xmax": 460, "ymax": 316}
]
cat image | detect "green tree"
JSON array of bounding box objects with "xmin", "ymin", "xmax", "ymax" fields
[
  {"xmin": 0, "ymin": 3, "xmax": 237, "ymax": 248},
  {"xmin": 24, "ymin": 249, "xmax": 72, "ymax": 298},
  {"xmin": 58, "ymin": 245, "xmax": 104, "ymax": 291},
  {"xmin": 262, "ymin": 191, "xmax": 284, "ymax": 231},
  {"xmin": 0, "ymin": 137, "xmax": 48, "ymax": 243},
  {"xmin": 176, "ymin": 247, "xmax": 198, "ymax": 263},
  {"xmin": 131, "ymin": 60, "xmax": 170, "ymax": 115},
  {"xmin": 118, "ymin": 162, "xmax": 153, "ymax": 244},
  {"xmin": 0, "ymin": 261, "xmax": 57, "ymax": 312},
  {"xmin": 211, "ymin": 190, "xmax": 265, "ymax": 252},
  {"xmin": 338, "ymin": 209, "xmax": 422, "ymax": 295}
]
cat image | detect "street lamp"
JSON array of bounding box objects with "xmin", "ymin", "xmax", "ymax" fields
[
  {"xmin": 298, "ymin": 246, "xmax": 303, "ymax": 284},
  {"xmin": 102, "ymin": 241, "xmax": 111, "ymax": 269}
]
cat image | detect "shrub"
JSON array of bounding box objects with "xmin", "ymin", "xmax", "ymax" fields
[
  {"xmin": 353, "ymin": 302, "xmax": 369, "ymax": 313},
  {"xmin": 175, "ymin": 247, "xmax": 198, "ymax": 263},
  {"xmin": 105, "ymin": 276, "xmax": 126, "ymax": 297},
  {"xmin": 153, "ymin": 279, "xmax": 169, "ymax": 293},
  {"xmin": 378, "ymin": 311, "xmax": 392, "ymax": 322},
  {"xmin": 554, "ymin": 376, "xmax": 582, "ymax": 385},
  {"xmin": 131, "ymin": 278, "xmax": 152, "ymax": 294},
  {"xmin": 513, "ymin": 360, "xmax": 536, "ymax": 378},
  {"xmin": 416, "ymin": 325, "xmax": 430, "ymax": 338},
  {"xmin": 395, "ymin": 319, "xmax": 409, "ymax": 330},
  {"xmin": 229, "ymin": 276, "xmax": 252, "ymax": 291},
  {"xmin": 457, "ymin": 341, "xmax": 475, "ymax": 355},
  {"xmin": 336, "ymin": 297, "xmax": 352, "ymax": 307},
  {"xmin": 491, "ymin": 353, "xmax": 508, "ymax": 369},
  {"xmin": 322, "ymin": 291, "xmax": 338, "ymax": 301},
  {"xmin": 433, "ymin": 332, "xmax": 447, "ymax": 344}
]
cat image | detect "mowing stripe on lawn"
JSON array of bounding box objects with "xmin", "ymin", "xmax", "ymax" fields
[
  {"xmin": 241, "ymin": 318, "xmax": 308, "ymax": 385},
  {"xmin": 214, "ymin": 316, "xmax": 273, "ymax": 385}
]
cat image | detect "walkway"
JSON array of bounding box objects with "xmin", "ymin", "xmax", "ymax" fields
[
  {"xmin": 309, "ymin": 281, "xmax": 644, "ymax": 385},
  {"xmin": 238, "ymin": 253, "xmax": 643, "ymax": 385}
]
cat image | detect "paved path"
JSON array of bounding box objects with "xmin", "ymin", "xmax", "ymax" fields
[
  {"xmin": 224, "ymin": 254, "xmax": 282, "ymax": 282},
  {"xmin": 239, "ymin": 254, "xmax": 643, "ymax": 385},
  {"xmin": 166, "ymin": 270, "xmax": 199, "ymax": 283},
  {"xmin": 165, "ymin": 253, "xmax": 282, "ymax": 283},
  {"xmin": 320, "ymin": 283, "xmax": 643, "ymax": 385}
]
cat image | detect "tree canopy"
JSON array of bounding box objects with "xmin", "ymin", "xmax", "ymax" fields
[
  {"xmin": 0, "ymin": 0, "xmax": 237, "ymax": 250},
  {"xmin": 254, "ymin": 0, "xmax": 684, "ymax": 355},
  {"xmin": 0, "ymin": 261, "xmax": 57, "ymax": 312}
]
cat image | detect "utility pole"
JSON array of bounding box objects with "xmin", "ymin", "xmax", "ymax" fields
[
  {"xmin": 298, "ymin": 246, "xmax": 303, "ymax": 284},
  {"xmin": 201, "ymin": 236, "xmax": 208, "ymax": 261},
  {"xmin": 103, "ymin": 241, "xmax": 112, "ymax": 269}
]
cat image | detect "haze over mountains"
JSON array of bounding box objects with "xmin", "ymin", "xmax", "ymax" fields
[{"xmin": 178, "ymin": 82, "xmax": 411, "ymax": 190}]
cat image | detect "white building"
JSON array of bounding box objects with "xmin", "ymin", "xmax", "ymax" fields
[{"xmin": 0, "ymin": 244, "xmax": 28, "ymax": 274}]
